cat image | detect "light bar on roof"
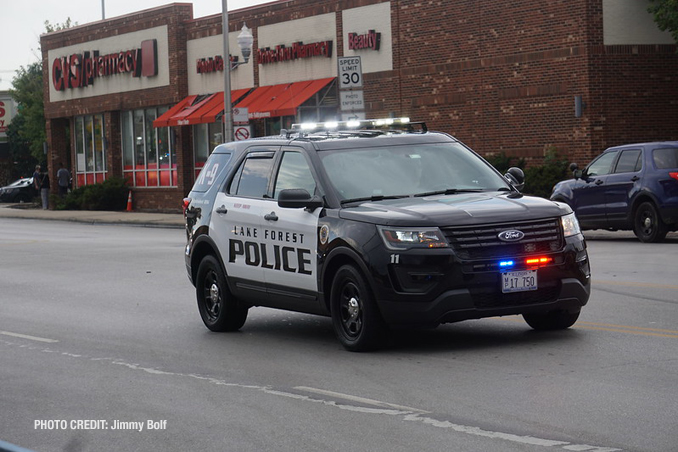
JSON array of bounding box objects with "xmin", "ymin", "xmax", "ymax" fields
[{"xmin": 290, "ymin": 117, "xmax": 413, "ymax": 133}]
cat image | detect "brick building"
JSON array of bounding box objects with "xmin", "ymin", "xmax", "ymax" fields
[{"xmin": 40, "ymin": 0, "xmax": 677, "ymax": 211}]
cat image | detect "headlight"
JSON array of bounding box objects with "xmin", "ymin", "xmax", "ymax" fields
[
  {"xmin": 561, "ymin": 212, "xmax": 581, "ymax": 238},
  {"xmin": 378, "ymin": 226, "xmax": 448, "ymax": 250}
]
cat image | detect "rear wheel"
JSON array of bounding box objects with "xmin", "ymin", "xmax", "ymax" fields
[
  {"xmin": 523, "ymin": 309, "xmax": 580, "ymax": 331},
  {"xmin": 196, "ymin": 255, "xmax": 248, "ymax": 332},
  {"xmin": 633, "ymin": 202, "xmax": 668, "ymax": 243},
  {"xmin": 330, "ymin": 265, "xmax": 388, "ymax": 352}
]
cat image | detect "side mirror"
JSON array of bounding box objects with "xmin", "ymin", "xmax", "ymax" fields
[
  {"xmin": 277, "ymin": 189, "xmax": 323, "ymax": 210},
  {"xmin": 504, "ymin": 167, "xmax": 525, "ymax": 191},
  {"xmin": 569, "ymin": 163, "xmax": 582, "ymax": 180}
]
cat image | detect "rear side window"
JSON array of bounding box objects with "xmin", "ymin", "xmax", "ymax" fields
[
  {"xmin": 653, "ymin": 148, "xmax": 678, "ymax": 169},
  {"xmin": 614, "ymin": 150, "xmax": 641, "ymax": 173},
  {"xmin": 192, "ymin": 152, "xmax": 232, "ymax": 192}
]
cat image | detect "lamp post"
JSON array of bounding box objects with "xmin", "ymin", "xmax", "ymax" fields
[{"xmin": 222, "ymin": 0, "xmax": 254, "ymax": 142}]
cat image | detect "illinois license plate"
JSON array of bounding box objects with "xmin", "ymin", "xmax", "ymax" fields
[{"xmin": 501, "ymin": 270, "xmax": 538, "ymax": 293}]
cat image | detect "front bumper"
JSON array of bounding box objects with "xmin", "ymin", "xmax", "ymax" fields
[
  {"xmin": 378, "ymin": 276, "xmax": 590, "ymax": 326},
  {"xmin": 371, "ymin": 234, "xmax": 591, "ymax": 327}
]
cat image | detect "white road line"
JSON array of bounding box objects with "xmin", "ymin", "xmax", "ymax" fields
[
  {"xmin": 5, "ymin": 340, "xmax": 622, "ymax": 451},
  {"xmin": 294, "ymin": 386, "xmax": 430, "ymax": 413},
  {"xmin": 0, "ymin": 330, "xmax": 59, "ymax": 343}
]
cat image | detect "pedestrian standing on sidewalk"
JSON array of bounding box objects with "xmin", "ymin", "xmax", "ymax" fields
[
  {"xmin": 57, "ymin": 162, "xmax": 70, "ymax": 197},
  {"xmin": 32, "ymin": 165, "xmax": 41, "ymax": 192},
  {"xmin": 39, "ymin": 170, "xmax": 50, "ymax": 210}
]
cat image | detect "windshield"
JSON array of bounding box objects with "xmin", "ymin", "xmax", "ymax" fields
[{"xmin": 319, "ymin": 142, "xmax": 510, "ymax": 201}]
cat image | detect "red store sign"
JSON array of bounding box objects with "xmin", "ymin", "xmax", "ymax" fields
[
  {"xmin": 348, "ymin": 30, "xmax": 381, "ymax": 51},
  {"xmin": 258, "ymin": 40, "xmax": 333, "ymax": 65},
  {"xmin": 51, "ymin": 39, "xmax": 158, "ymax": 91}
]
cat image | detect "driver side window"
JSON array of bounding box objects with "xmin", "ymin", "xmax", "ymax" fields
[
  {"xmin": 273, "ymin": 151, "xmax": 317, "ymax": 199},
  {"xmin": 586, "ymin": 151, "xmax": 618, "ymax": 177}
]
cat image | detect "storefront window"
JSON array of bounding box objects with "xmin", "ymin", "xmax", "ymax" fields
[
  {"xmin": 121, "ymin": 107, "xmax": 174, "ymax": 187},
  {"xmin": 193, "ymin": 121, "xmax": 224, "ymax": 179},
  {"xmin": 73, "ymin": 114, "xmax": 106, "ymax": 186}
]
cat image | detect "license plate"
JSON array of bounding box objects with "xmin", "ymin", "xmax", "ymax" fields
[{"xmin": 501, "ymin": 270, "xmax": 538, "ymax": 293}]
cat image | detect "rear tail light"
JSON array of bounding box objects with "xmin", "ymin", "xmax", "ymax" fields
[
  {"xmin": 669, "ymin": 172, "xmax": 678, "ymax": 181},
  {"xmin": 182, "ymin": 197, "xmax": 191, "ymax": 215}
]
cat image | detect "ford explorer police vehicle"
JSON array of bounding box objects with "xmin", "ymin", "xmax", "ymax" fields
[{"xmin": 184, "ymin": 118, "xmax": 590, "ymax": 351}]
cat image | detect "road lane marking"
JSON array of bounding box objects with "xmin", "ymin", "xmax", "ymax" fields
[
  {"xmin": 493, "ymin": 318, "xmax": 678, "ymax": 338},
  {"xmin": 0, "ymin": 330, "xmax": 59, "ymax": 343},
  {"xmin": 4, "ymin": 339, "xmax": 623, "ymax": 451},
  {"xmin": 594, "ymin": 279, "xmax": 678, "ymax": 290},
  {"xmin": 294, "ymin": 386, "xmax": 429, "ymax": 413},
  {"xmin": 576, "ymin": 322, "xmax": 678, "ymax": 339}
]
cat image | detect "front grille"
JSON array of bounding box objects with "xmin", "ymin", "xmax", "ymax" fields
[{"xmin": 441, "ymin": 218, "xmax": 563, "ymax": 260}]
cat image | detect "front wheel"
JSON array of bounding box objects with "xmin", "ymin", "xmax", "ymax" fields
[
  {"xmin": 633, "ymin": 202, "xmax": 668, "ymax": 243},
  {"xmin": 196, "ymin": 255, "xmax": 248, "ymax": 332},
  {"xmin": 330, "ymin": 265, "xmax": 388, "ymax": 352},
  {"xmin": 523, "ymin": 309, "xmax": 580, "ymax": 331}
]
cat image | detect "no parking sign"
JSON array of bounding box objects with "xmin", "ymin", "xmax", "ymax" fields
[{"xmin": 234, "ymin": 125, "xmax": 251, "ymax": 141}]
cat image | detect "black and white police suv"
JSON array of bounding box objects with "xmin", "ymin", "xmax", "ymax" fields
[{"xmin": 183, "ymin": 118, "xmax": 591, "ymax": 351}]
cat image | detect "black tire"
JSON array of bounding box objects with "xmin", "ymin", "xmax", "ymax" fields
[
  {"xmin": 196, "ymin": 255, "xmax": 248, "ymax": 332},
  {"xmin": 330, "ymin": 265, "xmax": 388, "ymax": 352},
  {"xmin": 633, "ymin": 201, "xmax": 668, "ymax": 243},
  {"xmin": 523, "ymin": 309, "xmax": 580, "ymax": 331}
]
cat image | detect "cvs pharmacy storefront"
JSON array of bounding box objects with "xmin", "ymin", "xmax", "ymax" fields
[{"xmin": 41, "ymin": 1, "xmax": 394, "ymax": 210}]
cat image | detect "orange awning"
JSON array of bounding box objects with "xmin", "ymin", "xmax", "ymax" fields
[
  {"xmin": 168, "ymin": 93, "xmax": 219, "ymax": 126},
  {"xmin": 153, "ymin": 95, "xmax": 197, "ymax": 128},
  {"xmin": 152, "ymin": 89, "xmax": 253, "ymax": 127},
  {"xmin": 235, "ymin": 78, "xmax": 335, "ymax": 119},
  {"xmin": 199, "ymin": 89, "xmax": 252, "ymax": 123}
]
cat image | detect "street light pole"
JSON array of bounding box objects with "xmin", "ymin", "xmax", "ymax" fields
[{"xmin": 222, "ymin": 0, "xmax": 234, "ymax": 142}]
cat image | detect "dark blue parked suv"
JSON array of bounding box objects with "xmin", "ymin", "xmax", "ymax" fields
[{"xmin": 551, "ymin": 142, "xmax": 678, "ymax": 242}]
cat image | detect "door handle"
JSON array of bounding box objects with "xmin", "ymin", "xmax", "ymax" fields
[
  {"xmin": 216, "ymin": 205, "xmax": 228, "ymax": 214},
  {"xmin": 630, "ymin": 176, "xmax": 640, "ymax": 182},
  {"xmin": 264, "ymin": 212, "xmax": 279, "ymax": 221},
  {"xmin": 595, "ymin": 179, "xmax": 604, "ymax": 185}
]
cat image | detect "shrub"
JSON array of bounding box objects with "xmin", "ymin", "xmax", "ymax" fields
[
  {"xmin": 484, "ymin": 147, "xmax": 570, "ymax": 199},
  {"xmin": 523, "ymin": 147, "xmax": 570, "ymax": 199},
  {"xmin": 55, "ymin": 177, "xmax": 129, "ymax": 210}
]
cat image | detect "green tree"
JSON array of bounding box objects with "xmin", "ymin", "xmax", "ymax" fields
[
  {"xmin": 648, "ymin": 0, "xmax": 678, "ymax": 44},
  {"xmin": 9, "ymin": 62, "xmax": 45, "ymax": 161},
  {"xmin": 7, "ymin": 18, "xmax": 75, "ymax": 168},
  {"xmin": 5, "ymin": 114, "xmax": 38, "ymax": 179}
]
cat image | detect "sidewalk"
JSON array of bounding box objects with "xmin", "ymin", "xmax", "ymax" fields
[{"xmin": 0, "ymin": 203, "xmax": 184, "ymax": 228}]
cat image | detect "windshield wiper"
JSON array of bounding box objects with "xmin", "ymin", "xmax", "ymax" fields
[
  {"xmin": 340, "ymin": 194, "xmax": 409, "ymax": 205},
  {"xmin": 414, "ymin": 188, "xmax": 484, "ymax": 197}
]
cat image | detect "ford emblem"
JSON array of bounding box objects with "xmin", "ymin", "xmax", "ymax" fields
[{"xmin": 498, "ymin": 230, "xmax": 525, "ymax": 242}]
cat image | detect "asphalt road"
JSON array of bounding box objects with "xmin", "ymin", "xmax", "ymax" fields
[{"xmin": 1, "ymin": 218, "xmax": 677, "ymax": 452}]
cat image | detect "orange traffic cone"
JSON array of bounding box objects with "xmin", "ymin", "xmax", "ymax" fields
[{"xmin": 126, "ymin": 191, "xmax": 133, "ymax": 212}]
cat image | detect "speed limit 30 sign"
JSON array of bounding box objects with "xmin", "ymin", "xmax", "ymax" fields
[{"xmin": 338, "ymin": 56, "xmax": 363, "ymax": 89}]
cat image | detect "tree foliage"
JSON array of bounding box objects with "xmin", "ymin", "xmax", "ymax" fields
[
  {"xmin": 9, "ymin": 62, "xmax": 45, "ymax": 161},
  {"xmin": 648, "ymin": 0, "xmax": 678, "ymax": 44},
  {"xmin": 6, "ymin": 18, "xmax": 76, "ymax": 168}
]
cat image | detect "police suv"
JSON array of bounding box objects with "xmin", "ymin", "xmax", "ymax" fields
[{"xmin": 184, "ymin": 118, "xmax": 590, "ymax": 351}]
